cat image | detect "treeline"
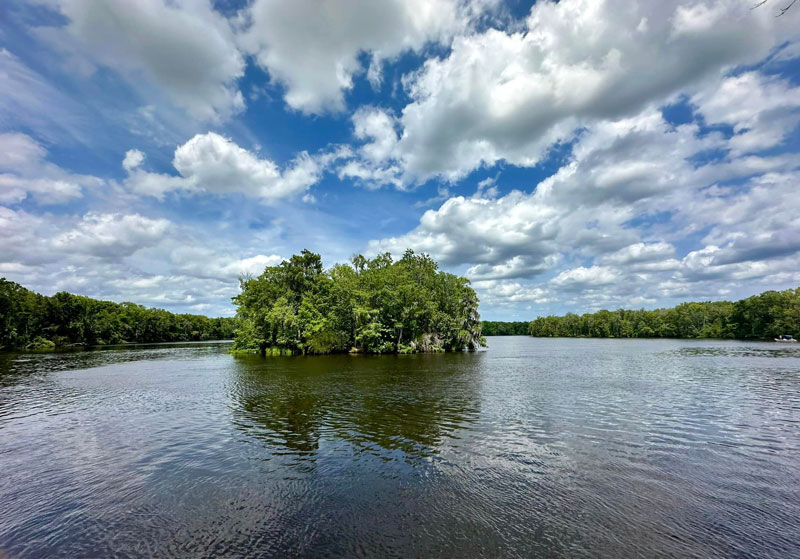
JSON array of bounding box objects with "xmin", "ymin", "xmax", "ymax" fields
[
  {"xmin": 0, "ymin": 278, "xmax": 236, "ymax": 350},
  {"xmin": 482, "ymin": 321, "xmax": 530, "ymax": 336},
  {"xmin": 528, "ymin": 288, "xmax": 800, "ymax": 340},
  {"xmin": 233, "ymin": 249, "xmax": 484, "ymax": 355}
]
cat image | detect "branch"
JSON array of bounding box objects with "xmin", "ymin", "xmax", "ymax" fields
[
  {"xmin": 779, "ymin": 0, "xmax": 798, "ymax": 16},
  {"xmin": 751, "ymin": 0, "xmax": 797, "ymax": 14}
]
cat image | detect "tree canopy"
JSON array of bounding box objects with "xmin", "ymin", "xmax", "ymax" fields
[
  {"xmin": 0, "ymin": 278, "xmax": 236, "ymax": 350},
  {"xmin": 527, "ymin": 288, "xmax": 800, "ymax": 340},
  {"xmin": 232, "ymin": 249, "xmax": 485, "ymax": 355}
]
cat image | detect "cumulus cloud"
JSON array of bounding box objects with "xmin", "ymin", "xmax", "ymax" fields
[
  {"xmin": 0, "ymin": 208, "xmax": 172, "ymax": 270},
  {"xmin": 466, "ymin": 255, "xmax": 561, "ymax": 281},
  {"xmin": 369, "ymin": 109, "xmax": 713, "ymax": 268},
  {"xmin": 0, "ymin": 132, "xmax": 47, "ymax": 168},
  {"xmin": 597, "ymin": 242, "xmax": 675, "ymax": 266},
  {"xmin": 52, "ymin": 213, "xmax": 172, "ymax": 258},
  {"xmin": 368, "ymin": 83, "xmax": 800, "ymax": 314},
  {"xmin": 238, "ymin": 0, "xmax": 486, "ymax": 113},
  {"xmin": 346, "ymin": 0, "xmax": 795, "ymax": 185},
  {"xmin": 597, "ymin": 242, "xmax": 681, "ymax": 272},
  {"xmin": 122, "ymin": 149, "xmax": 145, "ymax": 171},
  {"xmin": 38, "ymin": 0, "xmax": 245, "ymax": 121},
  {"xmin": 0, "ymin": 207, "xmax": 49, "ymax": 266},
  {"xmin": 0, "ymin": 206, "xmax": 287, "ymax": 316},
  {"xmin": 336, "ymin": 107, "xmax": 408, "ymax": 189},
  {"xmin": 169, "ymin": 246, "xmax": 284, "ymax": 281},
  {"xmin": 0, "ymin": 132, "xmax": 102, "ymax": 204},
  {"xmin": 471, "ymin": 280, "xmax": 552, "ymax": 306},
  {"xmin": 692, "ymin": 71, "xmax": 800, "ymax": 155},
  {"xmin": 124, "ymin": 132, "xmax": 324, "ymax": 201},
  {"xmin": 550, "ymin": 266, "xmax": 621, "ymax": 291},
  {"xmin": 4, "ymin": 0, "xmax": 800, "ymax": 319},
  {"xmin": 681, "ymin": 171, "xmax": 800, "ymax": 270}
]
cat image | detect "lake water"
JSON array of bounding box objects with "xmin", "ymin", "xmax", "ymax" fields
[{"xmin": 0, "ymin": 337, "xmax": 798, "ymax": 558}]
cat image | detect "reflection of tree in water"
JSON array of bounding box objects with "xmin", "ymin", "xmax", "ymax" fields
[
  {"xmin": 228, "ymin": 353, "xmax": 482, "ymax": 460},
  {"xmin": 229, "ymin": 356, "xmax": 329, "ymax": 456}
]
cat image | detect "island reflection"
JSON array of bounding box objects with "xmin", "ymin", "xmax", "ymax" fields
[{"xmin": 227, "ymin": 353, "xmax": 483, "ymax": 461}]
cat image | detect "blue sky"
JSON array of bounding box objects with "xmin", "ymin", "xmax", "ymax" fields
[{"xmin": 1, "ymin": 0, "xmax": 799, "ymax": 319}]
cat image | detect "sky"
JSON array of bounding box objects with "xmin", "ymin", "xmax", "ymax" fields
[{"xmin": 1, "ymin": 0, "xmax": 799, "ymax": 320}]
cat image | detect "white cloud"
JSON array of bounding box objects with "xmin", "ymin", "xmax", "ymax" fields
[
  {"xmin": 124, "ymin": 132, "xmax": 323, "ymax": 201},
  {"xmin": 122, "ymin": 149, "xmax": 145, "ymax": 171},
  {"xmin": 169, "ymin": 246, "xmax": 284, "ymax": 281},
  {"xmin": 39, "ymin": 0, "xmax": 245, "ymax": 121},
  {"xmin": 368, "ymin": 87, "xmax": 800, "ymax": 315},
  {"xmin": 550, "ymin": 266, "xmax": 621, "ymax": 291},
  {"xmin": 52, "ymin": 213, "xmax": 171, "ymax": 258},
  {"xmin": 353, "ymin": 107, "xmax": 400, "ymax": 162},
  {"xmin": 337, "ymin": 160, "xmax": 404, "ymax": 190},
  {"xmin": 0, "ymin": 132, "xmax": 101, "ymax": 204},
  {"xmin": 692, "ymin": 71, "xmax": 800, "ymax": 155},
  {"xmin": 238, "ymin": 0, "xmax": 487, "ymax": 113},
  {"xmin": 0, "ymin": 207, "xmax": 49, "ymax": 266},
  {"xmin": 0, "ymin": 175, "xmax": 83, "ymax": 206},
  {"xmin": 0, "ymin": 132, "xmax": 47, "ymax": 168},
  {"xmin": 347, "ymin": 0, "xmax": 794, "ymax": 184},
  {"xmin": 368, "ymin": 109, "xmax": 712, "ymax": 269},
  {"xmin": 0, "ymin": 206, "xmax": 287, "ymax": 316},
  {"xmin": 597, "ymin": 242, "xmax": 677, "ymax": 268},
  {"xmin": 681, "ymin": 171, "xmax": 800, "ymax": 269},
  {"xmin": 4, "ymin": 0, "xmax": 800, "ymax": 320},
  {"xmin": 466, "ymin": 255, "xmax": 560, "ymax": 281},
  {"xmin": 221, "ymin": 254, "xmax": 283, "ymax": 277},
  {"xmin": 472, "ymin": 280, "xmax": 552, "ymax": 305},
  {"xmin": 0, "ymin": 208, "xmax": 171, "ymax": 266},
  {"xmin": 337, "ymin": 107, "xmax": 409, "ymax": 189}
]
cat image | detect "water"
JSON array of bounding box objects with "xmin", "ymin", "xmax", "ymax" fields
[{"xmin": 1, "ymin": 337, "xmax": 799, "ymax": 558}]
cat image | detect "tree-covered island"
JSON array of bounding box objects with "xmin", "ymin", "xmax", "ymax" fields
[{"xmin": 232, "ymin": 249, "xmax": 485, "ymax": 355}]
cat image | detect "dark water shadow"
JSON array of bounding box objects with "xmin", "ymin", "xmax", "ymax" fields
[{"xmin": 227, "ymin": 352, "xmax": 483, "ymax": 462}]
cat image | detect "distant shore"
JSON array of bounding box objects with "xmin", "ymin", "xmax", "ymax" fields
[{"xmin": 488, "ymin": 287, "xmax": 800, "ymax": 342}]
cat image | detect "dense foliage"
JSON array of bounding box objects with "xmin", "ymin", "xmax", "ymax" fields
[
  {"xmin": 527, "ymin": 288, "xmax": 800, "ymax": 340},
  {"xmin": 482, "ymin": 321, "xmax": 530, "ymax": 336},
  {"xmin": 0, "ymin": 278, "xmax": 236, "ymax": 350},
  {"xmin": 232, "ymin": 249, "xmax": 484, "ymax": 355}
]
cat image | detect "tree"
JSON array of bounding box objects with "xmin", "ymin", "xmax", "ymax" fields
[
  {"xmin": 232, "ymin": 250, "xmax": 486, "ymax": 355},
  {"xmin": 526, "ymin": 288, "xmax": 799, "ymax": 340},
  {"xmin": 0, "ymin": 278, "xmax": 237, "ymax": 349}
]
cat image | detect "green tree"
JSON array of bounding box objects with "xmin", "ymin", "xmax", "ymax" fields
[
  {"xmin": 526, "ymin": 289, "xmax": 800, "ymax": 341},
  {"xmin": 231, "ymin": 250, "xmax": 485, "ymax": 355}
]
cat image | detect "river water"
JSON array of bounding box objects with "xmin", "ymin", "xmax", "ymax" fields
[{"xmin": 0, "ymin": 337, "xmax": 798, "ymax": 558}]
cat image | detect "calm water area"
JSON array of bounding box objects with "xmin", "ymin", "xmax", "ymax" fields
[{"xmin": 1, "ymin": 337, "xmax": 798, "ymax": 558}]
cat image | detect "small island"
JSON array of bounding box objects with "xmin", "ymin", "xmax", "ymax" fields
[{"xmin": 232, "ymin": 249, "xmax": 485, "ymax": 355}]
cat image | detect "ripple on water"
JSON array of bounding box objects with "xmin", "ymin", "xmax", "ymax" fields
[{"xmin": 0, "ymin": 338, "xmax": 799, "ymax": 558}]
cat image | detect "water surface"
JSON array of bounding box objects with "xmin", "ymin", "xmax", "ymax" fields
[{"xmin": 1, "ymin": 337, "xmax": 799, "ymax": 558}]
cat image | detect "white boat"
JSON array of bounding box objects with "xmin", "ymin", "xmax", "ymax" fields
[{"xmin": 774, "ymin": 334, "xmax": 797, "ymax": 343}]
